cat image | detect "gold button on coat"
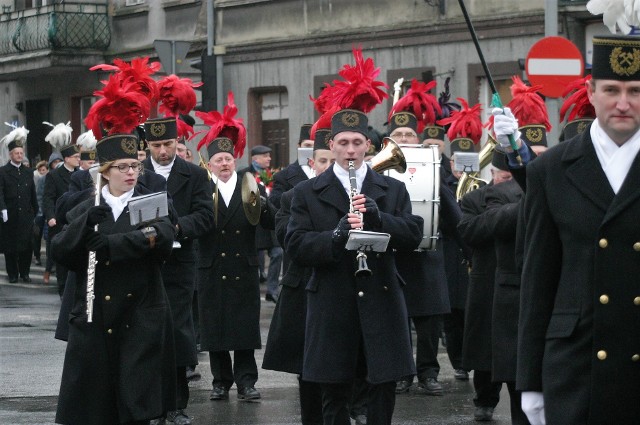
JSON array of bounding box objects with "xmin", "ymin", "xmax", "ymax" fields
[
  {"xmin": 221, "ymin": 253, "xmax": 226, "ymax": 257},
  {"xmin": 599, "ymin": 295, "xmax": 609, "ymax": 304},
  {"xmin": 633, "ymin": 242, "xmax": 640, "ymax": 251},
  {"xmin": 358, "ymin": 291, "xmax": 364, "ymax": 297},
  {"xmin": 222, "ymin": 276, "xmax": 227, "ymax": 280},
  {"xmin": 107, "ymin": 329, "xmax": 113, "ymax": 334},
  {"xmin": 597, "ymin": 350, "xmax": 607, "ymax": 360},
  {"xmin": 632, "ymin": 354, "xmax": 640, "ymax": 362},
  {"xmin": 104, "ymin": 295, "xmax": 111, "ymax": 301},
  {"xmin": 598, "ymin": 239, "xmax": 608, "ymax": 248},
  {"xmin": 127, "ymin": 293, "xmax": 133, "ymax": 298},
  {"xmin": 634, "ymin": 297, "xmax": 640, "ymax": 306}
]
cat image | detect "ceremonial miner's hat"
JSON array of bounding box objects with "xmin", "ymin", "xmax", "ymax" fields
[
  {"xmin": 490, "ymin": 138, "xmax": 510, "ymax": 172},
  {"xmin": 559, "ymin": 75, "xmax": 595, "ymax": 142},
  {"xmin": 505, "ymin": 76, "xmax": 550, "ymax": 147},
  {"xmin": 592, "ymin": 35, "xmax": 640, "ymax": 81},
  {"xmin": 195, "ymin": 91, "xmax": 247, "ymax": 159},
  {"xmin": 299, "ymin": 124, "xmax": 313, "ymax": 143},
  {"xmin": 388, "ymin": 79, "xmax": 441, "ymax": 136},
  {"xmin": 156, "ymin": 74, "xmax": 201, "ymax": 144},
  {"xmin": 144, "ymin": 117, "xmax": 177, "ymax": 142},
  {"xmin": 1, "ymin": 123, "xmax": 29, "ymax": 152},
  {"xmin": 96, "ymin": 133, "xmax": 139, "ymax": 163},
  {"xmin": 77, "ymin": 130, "xmax": 98, "ymax": 162},
  {"xmin": 310, "ymin": 107, "xmax": 333, "ymax": 152},
  {"xmin": 426, "ymin": 77, "xmax": 461, "ymax": 141},
  {"xmin": 437, "ymin": 98, "xmax": 483, "ymax": 154},
  {"xmin": 44, "ymin": 121, "xmax": 77, "ymax": 158}
]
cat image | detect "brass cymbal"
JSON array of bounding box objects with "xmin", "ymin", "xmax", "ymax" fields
[{"xmin": 241, "ymin": 172, "xmax": 261, "ymax": 225}]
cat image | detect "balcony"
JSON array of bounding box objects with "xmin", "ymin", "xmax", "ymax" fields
[{"xmin": 0, "ymin": 2, "xmax": 110, "ymax": 55}]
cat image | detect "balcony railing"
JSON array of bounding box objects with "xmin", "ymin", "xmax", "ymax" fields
[
  {"xmin": 558, "ymin": 0, "xmax": 588, "ymax": 5},
  {"xmin": 0, "ymin": 3, "xmax": 110, "ymax": 56}
]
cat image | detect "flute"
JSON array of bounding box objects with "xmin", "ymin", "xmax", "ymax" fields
[{"xmin": 86, "ymin": 170, "xmax": 101, "ymax": 323}]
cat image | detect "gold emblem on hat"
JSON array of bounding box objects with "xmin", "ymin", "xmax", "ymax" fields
[
  {"xmin": 89, "ymin": 151, "xmax": 96, "ymax": 160},
  {"xmin": 150, "ymin": 123, "xmax": 167, "ymax": 138},
  {"xmin": 121, "ymin": 137, "xmax": 138, "ymax": 155},
  {"xmin": 217, "ymin": 138, "xmax": 233, "ymax": 152},
  {"xmin": 341, "ymin": 112, "xmax": 360, "ymax": 128},
  {"xmin": 14, "ymin": 140, "xmax": 24, "ymax": 148},
  {"xmin": 394, "ymin": 113, "xmax": 410, "ymax": 126},
  {"xmin": 427, "ymin": 127, "xmax": 440, "ymax": 138},
  {"xmin": 610, "ymin": 47, "xmax": 640, "ymax": 76},
  {"xmin": 525, "ymin": 127, "xmax": 544, "ymax": 144},
  {"xmin": 458, "ymin": 139, "xmax": 471, "ymax": 150},
  {"xmin": 323, "ymin": 133, "xmax": 331, "ymax": 148}
]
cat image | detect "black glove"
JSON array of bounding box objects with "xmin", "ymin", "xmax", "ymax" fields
[
  {"xmin": 85, "ymin": 231, "xmax": 108, "ymax": 252},
  {"xmin": 260, "ymin": 195, "xmax": 269, "ymax": 215},
  {"xmin": 332, "ymin": 214, "xmax": 352, "ymax": 245},
  {"xmin": 86, "ymin": 205, "xmax": 112, "ymax": 227},
  {"xmin": 362, "ymin": 196, "xmax": 382, "ymax": 229}
]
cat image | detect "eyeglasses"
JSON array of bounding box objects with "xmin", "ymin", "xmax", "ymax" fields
[
  {"xmin": 109, "ymin": 162, "xmax": 143, "ymax": 173},
  {"xmin": 390, "ymin": 132, "xmax": 418, "ymax": 139}
]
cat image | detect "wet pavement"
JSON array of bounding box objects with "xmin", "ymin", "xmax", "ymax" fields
[{"xmin": 1, "ymin": 257, "xmax": 512, "ymax": 424}]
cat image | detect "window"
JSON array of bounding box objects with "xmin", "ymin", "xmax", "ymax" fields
[{"xmin": 125, "ymin": 0, "xmax": 145, "ymax": 6}]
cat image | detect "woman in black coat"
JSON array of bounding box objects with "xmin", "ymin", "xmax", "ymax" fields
[{"xmin": 52, "ymin": 134, "xmax": 177, "ymax": 425}]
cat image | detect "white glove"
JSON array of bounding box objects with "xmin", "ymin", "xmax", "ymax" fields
[
  {"xmin": 1, "ymin": 209, "xmax": 7, "ymax": 223},
  {"xmin": 521, "ymin": 391, "xmax": 546, "ymax": 425},
  {"xmin": 492, "ymin": 107, "xmax": 522, "ymax": 150}
]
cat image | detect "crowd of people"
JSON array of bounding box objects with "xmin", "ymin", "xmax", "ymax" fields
[{"xmin": 0, "ymin": 33, "xmax": 639, "ymax": 425}]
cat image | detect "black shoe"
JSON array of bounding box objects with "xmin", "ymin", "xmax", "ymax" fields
[
  {"xmin": 416, "ymin": 377, "xmax": 443, "ymax": 396},
  {"xmin": 209, "ymin": 385, "xmax": 229, "ymax": 400},
  {"xmin": 395, "ymin": 379, "xmax": 412, "ymax": 394},
  {"xmin": 185, "ymin": 366, "xmax": 201, "ymax": 382},
  {"xmin": 149, "ymin": 418, "xmax": 166, "ymax": 425},
  {"xmin": 265, "ymin": 293, "xmax": 278, "ymax": 303},
  {"xmin": 21, "ymin": 276, "xmax": 31, "ymax": 283},
  {"xmin": 237, "ymin": 386, "xmax": 261, "ymax": 401},
  {"xmin": 474, "ymin": 406, "xmax": 494, "ymax": 421},
  {"xmin": 167, "ymin": 409, "xmax": 191, "ymax": 425},
  {"xmin": 454, "ymin": 369, "xmax": 469, "ymax": 381},
  {"xmin": 8, "ymin": 277, "xmax": 18, "ymax": 283}
]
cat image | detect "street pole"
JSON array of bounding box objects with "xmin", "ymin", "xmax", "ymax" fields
[{"xmin": 545, "ymin": 0, "xmax": 560, "ymax": 145}]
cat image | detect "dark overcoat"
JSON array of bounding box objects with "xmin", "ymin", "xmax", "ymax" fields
[
  {"xmin": 517, "ymin": 129, "xmax": 640, "ymax": 424},
  {"xmin": 262, "ymin": 188, "xmax": 311, "ymax": 374},
  {"xmin": 143, "ymin": 156, "xmax": 214, "ymax": 366},
  {"xmin": 484, "ymin": 179, "xmax": 523, "ymax": 383},
  {"xmin": 0, "ymin": 163, "xmax": 38, "ymax": 252},
  {"xmin": 286, "ymin": 166, "xmax": 423, "ymax": 384},
  {"xmin": 458, "ymin": 184, "xmax": 497, "ymax": 371},
  {"xmin": 269, "ymin": 160, "xmax": 308, "ymax": 210},
  {"xmin": 42, "ymin": 165, "xmax": 74, "ymax": 239},
  {"xmin": 197, "ymin": 172, "xmax": 272, "ymax": 352},
  {"xmin": 52, "ymin": 191, "xmax": 177, "ymax": 425}
]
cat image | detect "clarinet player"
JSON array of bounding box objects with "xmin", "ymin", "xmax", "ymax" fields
[{"xmin": 52, "ymin": 132, "xmax": 178, "ymax": 425}]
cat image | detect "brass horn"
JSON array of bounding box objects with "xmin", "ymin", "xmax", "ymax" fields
[
  {"xmin": 371, "ymin": 137, "xmax": 407, "ymax": 174},
  {"xmin": 455, "ymin": 136, "xmax": 497, "ymax": 201}
]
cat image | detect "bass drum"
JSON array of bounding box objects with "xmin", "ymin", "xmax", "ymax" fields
[{"xmin": 385, "ymin": 144, "xmax": 440, "ymax": 250}]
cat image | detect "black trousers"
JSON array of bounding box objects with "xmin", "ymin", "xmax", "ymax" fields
[
  {"xmin": 299, "ymin": 377, "xmax": 323, "ymax": 425},
  {"xmin": 209, "ymin": 349, "xmax": 258, "ymax": 390},
  {"xmin": 412, "ymin": 314, "xmax": 442, "ymax": 381},
  {"xmin": 506, "ymin": 381, "xmax": 531, "ymax": 425},
  {"xmin": 176, "ymin": 366, "xmax": 189, "ymax": 410},
  {"xmin": 443, "ymin": 308, "xmax": 465, "ymax": 370},
  {"xmin": 320, "ymin": 381, "xmax": 395, "ymax": 425},
  {"xmin": 472, "ymin": 369, "xmax": 501, "ymax": 408},
  {"xmin": 4, "ymin": 248, "xmax": 32, "ymax": 279}
]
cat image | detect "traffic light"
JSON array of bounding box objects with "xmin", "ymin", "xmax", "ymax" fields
[{"xmin": 191, "ymin": 50, "xmax": 217, "ymax": 111}]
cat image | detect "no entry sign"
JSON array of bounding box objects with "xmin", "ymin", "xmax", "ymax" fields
[{"xmin": 525, "ymin": 36, "xmax": 584, "ymax": 98}]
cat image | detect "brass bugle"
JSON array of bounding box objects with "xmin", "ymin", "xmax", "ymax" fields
[{"xmin": 370, "ymin": 137, "xmax": 407, "ymax": 174}]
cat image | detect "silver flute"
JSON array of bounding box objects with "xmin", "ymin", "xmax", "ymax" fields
[{"xmin": 86, "ymin": 169, "xmax": 101, "ymax": 323}]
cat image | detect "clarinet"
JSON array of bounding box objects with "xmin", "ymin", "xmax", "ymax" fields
[
  {"xmin": 86, "ymin": 172, "xmax": 101, "ymax": 323},
  {"xmin": 348, "ymin": 161, "xmax": 372, "ymax": 277}
]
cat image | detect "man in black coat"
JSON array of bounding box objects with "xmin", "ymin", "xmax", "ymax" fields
[
  {"xmin": 516, "ymin": 35, "xmax": 640, "ymax": 425},
  {"xmin": 42, "ymin": 143, "xmax": 80, "ymax": 293},
  {"xmin": 0, "ymin": 140, "xmax": 38, "ymax": 282},
  {"xmin": 286, "ymin": 108, "xmax": 423, "ymax": 425},
  {"xmin": 144, "ymin": 117, "xmax": 214, "ymax": 425}
]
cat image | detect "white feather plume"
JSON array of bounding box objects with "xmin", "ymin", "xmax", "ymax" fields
[
  {"xmin": 587, "ymin": 0, "xmax": 635, "ymax": 34},
  {"xmin": 43, "ymin": 121, "xmax": 73, "ymax": 149},
  {"xmin": 1, "ymin": 122, "xmax": 29, "ymax": 146},
  {"xmin": 76, "ymin": 130, "xmax": 97, "ymax": 151}
]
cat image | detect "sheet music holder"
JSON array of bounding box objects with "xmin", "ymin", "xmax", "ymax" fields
[
  {"xmin": 345, "ymin": 230, "xmax": 390, "ymax": 253},
  {"xmin": 297, "ymin": 147, "xmax": 313, "ymax": 168},
  {"xmin": 128, "ymin": 191, "xmax": 169, "ymax": 226}
]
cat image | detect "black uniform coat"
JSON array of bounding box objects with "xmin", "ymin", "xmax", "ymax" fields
[
  {"xmin": 484, "ymin": 179, "xmax": 523, "ymax": 383},
  {"xmin": 143, "ymin": 156, "xmax": 214, "ymax": 366},
  {"xmin": 0, "ymin": 162, "xmax": 38, "ymax": 252},
  {"xmin": 42, "ymin": 164, "xmax": 75, "ymax": 239},
  {"xmin": 517, "ymin": 130, "xmax": 640, "ymax": 424},
  {"xmin": 262, "ymin": 188, "xmax": 311, "ymax": 374},
  {"xmin": 197, "ymin": 172, "xmax": 273, "ymax": 352},
  {"xmin": 52, "ymin": 190, "xmax": 177, "ymax": 425},
  {"xmin": 286, "ymin": 166, "xmax": 423, "ymax": 384},
  {"xmin": 269, "ymin": 160, "xmax": 308, "ymax": 210},
  {"xmin": 458, "ymin": 184, "xmax": 497, "ymax": 371}
]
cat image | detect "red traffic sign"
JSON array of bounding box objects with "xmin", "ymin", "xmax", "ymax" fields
[{"xmin": 525, "ymin": 36, "xmax": 584, "ymax": 98}]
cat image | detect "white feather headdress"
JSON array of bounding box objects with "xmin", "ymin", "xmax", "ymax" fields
[
  {"xmin": 76, "ymin": 130, "xmax": 97, "ymax": 151},
  {"xmin": 587, "ymin": 0, "xmax": 640, "ymax": 34},
  {"xmin": 1, "ymin": 122, "xmax": 29, "ymax": 147},
  {"xmin": 43, "ymin": 121, "xmax": 73, "ymax": 149}
]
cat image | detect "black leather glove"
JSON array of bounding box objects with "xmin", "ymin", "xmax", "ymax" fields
[
  {"xmin": 86, "ymin": 205, "xmax": 112, "ymax": 227},
  {"xmin": 332, "ymin": 215, "xmax": 352, "ymax": 245},
  {"xmin": 362, "ymin": 196, "xmax": 382, "ymax": 229},
  {"xmin": 85, "ymin": 231, "xmax": 108, "ymax": 252},
  {"xmin": 260, "ymin": 195, "xmax": 269, "ymax": 215}
]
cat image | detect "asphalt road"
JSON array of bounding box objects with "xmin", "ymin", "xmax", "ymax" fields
[{"xmin": 0, "ymin": 255, "xmax": 512, "ymax": 424}]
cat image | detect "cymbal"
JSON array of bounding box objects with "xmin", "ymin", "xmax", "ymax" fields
[{"xmin": 241, "ymin": 172, "xmax": 261, "ymax": 225}]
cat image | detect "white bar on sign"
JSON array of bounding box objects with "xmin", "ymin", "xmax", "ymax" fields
[{"xmin": 527, "ymin": 58, "xmax": 582, "ymax": 76}]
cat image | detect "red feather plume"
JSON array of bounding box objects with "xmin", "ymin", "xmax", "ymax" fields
[
  {"xmin": 389, "ymin": 79, "xmax": 442, "ymax": 133},
  {"xmin": 157, "ymin": 74, "xmax": 202, "ymax": 139},
  {"xmin": 91, "ymin": 57, "xmax": 161, "ymax": 104},
  {"xmin": 194, "ymin": 92, "xmax": 246, "ymax": 159},
  {"xmin": 437, "ymin": 98, "xmax": 483, "ymax": 144},
  {"xmin": 560, "ymin": 75, "xmax": 595, "ymax": 122},
  {"xmin": 507, "ymin": 76, "xmax": 551, "ymax": 131},
  {"xmin": 84, "ymin": 74, "xmax": 151, "ymax": 136},
  {"xmin": 310, "ymin": 83, "xmax": 338, "ymax": 114},
  {"xmin": 310, "ymin": 105, "xmax": 340, "ymax": 140},
  {"xmin": 329, "ymin": 48, "xmax": 389, "ymax": 113}
]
